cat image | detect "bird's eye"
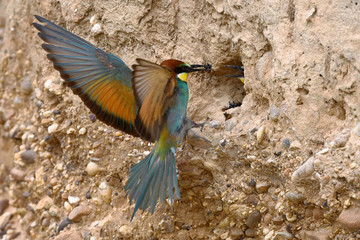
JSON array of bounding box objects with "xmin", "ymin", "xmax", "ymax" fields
[{"xmin": 181, "ymin": 66, "xmax": 190, "ymax": 72}]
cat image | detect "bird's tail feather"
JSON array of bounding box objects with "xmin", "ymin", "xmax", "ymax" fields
[{"xmin": 125, "ymin": 144, "xmax": 180, "ymax": 220}]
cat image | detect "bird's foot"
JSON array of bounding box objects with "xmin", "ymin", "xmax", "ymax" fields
[{"xmin": 193, "ymin": 117, "xmax": 210, "ymax": 132}]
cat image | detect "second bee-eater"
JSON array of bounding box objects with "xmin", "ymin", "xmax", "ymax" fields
[{"xmin": 33, "ymin": 15, "xmax": 211, "ymax": 220}]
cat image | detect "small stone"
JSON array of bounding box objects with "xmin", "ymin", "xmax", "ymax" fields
[
  {"xmin": 86, "ymin": 190, "xmax": 92, "ymax": 199},
  {"xmin": 299, "ymin": 230, "xmax": 330, "ymax": 240},
  {"xmin": 256, "ymin": 181, "xmax": 271, "ymax": 193},
  {"xmin": 53, "ymin": 109, "xmax": 61, "ymax": 115},
  {"xmin": 68, "ymin": 196, "xmax": 80, "ymax": 205},
  {"xmin": 86, "ymin": 162, "xmax": 100, "ymax": 176},
  {"xmin": 245, "ymin": 228, "xmax": 256, "ymax": 238},
  {"xmin": 119, "ymin": 225, "xmax": 133, "ymax": 237},
  {"xmin": 218, "ymin": 217, "xmax": 230, "ymax": 228},
  {"xmin": 263, "ymin": 213, "xmax": 272, "ymax": 225},
  {"xmin": 89, "ymin": 114, "xmax": 96, "ymax": 123},
  {"xmin": 256, "ymin": 126, "xmax": 266, "ymax": 143},
  {"xmin": 338, "ymin": 207, "xmax": 360, "ymax": 230},
  {"xmin": 48, "ymin": 123, "xmax": 59, "ymax": 134},
  {"xmin": 264, "ymin": 230, "xmax": 274, "ymax": 240},
  {"xmin": 92, "ymin": 140, "xmax": 101, "ymax": 148},
  {"xmin": 21, "ymin": 75, "xmax": 32, "ymax": 94},
  {"xmin": 291, "ymin": 157, "xmax": 315, "ymax": 183},
  {"xmin": 21, "ymin": 150, "xmax": 36, "ymax": 164},
  {"xmin": 334, "ymin": 129, "xmax": 350, "ymax": 148},
  {"xmin": 67, "ymin": 128, "xmax": 76, "ymax": 134},
  {"xmin": 42, "ymin": 217, "xmax": 50, "ymax": 227},
  {"xmin": 269, "ymin": 105, "xmax": 280, "ymax": 120},
  {"xmin": 79, "ymin": 127, "xmax": 87, "ymax": 135},
  {"xmin": 0, "ymin": 212, "xmax": 12, "ymax": 229},
  {"xmin": 313, "ymin": 208, "xmax": 324, "ymax": 219},
  {"xmin": 272, "ymin": 232, "xmax": 293, "ymax": 239},
  {"xmin": 286, "ymin": 212, "xmax": 297, "ymax": 222},
  {"xmin": 49, "ymin": 206, "xmax": 60, "ymax": 217},
  {"xmin": 209, "ymin": 120, "xmax": 220, "ymax": 129},
  {"xmin": 43, "ymin": 110, "xmax": 52, "ymax": 118},
  {"xmin": 68, "ymin": 205, "xmax": 92, "ymax": 222},
  {"xmin": 0, "ymin": 198, "xmax": 9, "ymax": 215},
  {"xmin": 285, "ymin": 192, "xmax": 305, "ymax": 203},
  {"xmin": 10, "ymin": 168, "xmax": 26, "ymax": 181},
  {"xmin": 353, "ymin": 123, "xmax": 360, "ymax": 137},
  {"xmin": 44, "ymin": 79, "xmax": 53, "ymax": 90},
  {"xmin": 99, "ymin": 182, "xmax": 112, "ymax": 204},
  {"xmin": 94, "ymin": 149, "xmax": 103, "ymax": 158},
  {"xmin": 230, "ymin": 228, "xmax": 243, "ymax": 238},
  {"xmin": 225, "ymin": 119, "xmax": 236, "ymax": 131},
  {"xmin": 272, "ymin": 216, "xmax": 283, "ymax": 225},
  {"xmin": 282, "ymin": 138, "xmax": 290, "ymax": 148},
  {"xmin": 50, "ymin": 178, "xmax": 58, "ymax": 186},
  {"xmin": 290, "ymin": 140, "xmax": 301, "ymax": 150},
  {"xmin": 91, "ymin": 23, "xmax": 102, "ymax": 35},
  {"xmin": 246, "ymin": 210, "xmax": 262, "ymax": 228},
  {"xmin": 36, "ymin": 196, "xmax": 54, "ymax": 210},
  {"xmin": 64, "ymin": 201, "xmax": 72, "ymax": 212}
]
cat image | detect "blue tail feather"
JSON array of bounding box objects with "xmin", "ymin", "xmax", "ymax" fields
[{"xmin": 125, "ymin": 145, "xmax": 180, "ymax": 221}]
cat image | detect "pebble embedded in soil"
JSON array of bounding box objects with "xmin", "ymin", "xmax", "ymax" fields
[
  {"xmin": 291, "ymin": 157, "xmax": 315, "ymax": 183},
  {"xmin": 10, "ymin": 167, "xmax": 26, "ymax": 181},
  {"xmin": 91, "ymin": 23, "xmax": 102, "ymax": 35},
  {"xmin": 36, "ymin": 196, "xmax": 54, "ymax": 210},
  {"xmin": 85, "ymin": 162, "xmax": 100, "ymax": 176},
  {"xmin": 225, "ymin": 119, "xmax": 236, "ymax": 131},
  {"xmin": 256, "ymin": 181, "xmax": 271, "ymax": 193},
  {"xmin": 68, "ymin": 196, "xmax": 80, "ymax": 205},
  {"xmin": 68, "ymin": 205, "xmax": 92, "ymax": 222},
  {"xmin": 256, "ymin": 125, "xmax": 266, "ymax": 143},
  {"xmin": 338, "ymin": 207, "xmax": 360, "ymax": 230},
  {"xmin": 79, "ymin": 127, "xmax": 87, "ymax": 135},
  {"xmin": 246, "ymin": 210, "xmax": 262, "ymax": 228},
  {"xmin": 99, "ymin": 181, "xmax": 112, "ymax": 204},
  {"xmin": 353, "ymin": 123, "xmax": 360, "ymax": 137},
  {"xmin": 245, "ymin": 228, "xmax": 256, "ymax": 238},
  {"xmin": 48, "ymin": 123, "xmax": 59, "ymax": 134},
  {"xmin": 290, "ymin": 140, "xmax": 301, "ymax": 150},
  {"xmin": 20, "ymin": 149, "xmax": 36, "ymax": 164},
  {"xmin": 0, "ymin": 198, "xmax": 9, "ymax": 215},
  {"xmin": 89, "ymin": 114, "xmax": 96, "ymax": 123},
  {"xmin": 0, "ymin": 212, "xmax": 12, "ymax": 230},
  {"xmin": 334, "ymin": 129, "xmax": 350, "ymax": 147},
  {"xmin": 299, "ymin": 229, "xmax": 330, "ymax": 240},
  {"xmin": 209, "ymin": 120, "xmax": 220, "ymax": 129},
  {"xmin": 285, "ymin": 192, "xmax": 305, "ymax": 203},
  {"xmin": 269, "ymin": 105, "xmax": 280, "ymax": 120},
  {"xmin": 119, "ymin": 225, "xmax": 133, "ymax": 237},
  {"xmin": 282, "ymin": 138, "xmax": 290, "ymax": 148},
  {"xmin": 20, "ymin": 75, "xmax": 32, "ymax": 94}
]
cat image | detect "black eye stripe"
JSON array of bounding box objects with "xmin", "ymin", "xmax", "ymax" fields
[{"xmin": 175, "ymin": 66, "xmax": 189, "ymax": 74}]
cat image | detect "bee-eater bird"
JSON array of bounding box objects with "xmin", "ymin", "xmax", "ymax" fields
[
  {"xmin": 33, "ymin": 15, "xmax": 211, "ymax": 220},
  {"xmin": 224, "ymin": 65, "xmax": 245, "ymax": 83}
]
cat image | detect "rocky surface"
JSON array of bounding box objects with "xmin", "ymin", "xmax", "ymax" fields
[{"xmin": 1, "ymin": 0, "xmax": 360, "ymax": 239}]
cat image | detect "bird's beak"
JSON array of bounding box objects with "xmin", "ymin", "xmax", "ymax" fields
[
  {"xmin": 224, "ymin": 65, "xmax": 245, "ymax": 83},
  {"xmin": 189, "ymin": 63, "xmax": 212, "ymax": 72}
]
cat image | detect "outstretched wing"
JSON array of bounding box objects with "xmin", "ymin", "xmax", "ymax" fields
[
  {"xmin": 33, "ymin": 15, "xmax": 138, "ymax": 137},
  {"xmin": 132, "ymin": 59, "xmax": 176, "ymax": 142}
]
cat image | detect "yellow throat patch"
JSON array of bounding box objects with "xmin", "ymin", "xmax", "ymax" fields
[{"xmin": 177, "ymin": 72, "xmax": 189, "ymax": 82}]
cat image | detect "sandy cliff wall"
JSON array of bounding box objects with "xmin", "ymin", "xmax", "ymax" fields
[{"xmin": 1, "ymin": 0, "xmax": 360, "ymax": 239}]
